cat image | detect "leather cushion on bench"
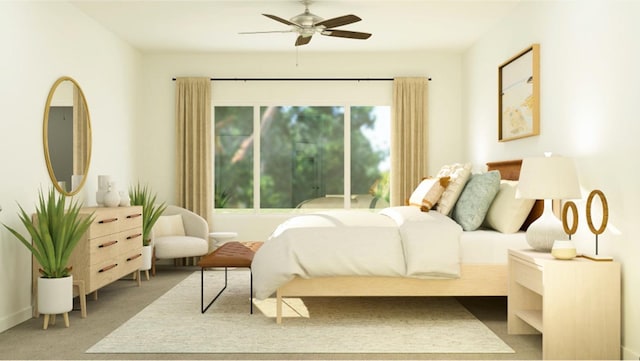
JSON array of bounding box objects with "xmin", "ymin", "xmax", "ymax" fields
[{"xmin": 198, "ymin": 241, "xmax": 263, "ymax": 268}]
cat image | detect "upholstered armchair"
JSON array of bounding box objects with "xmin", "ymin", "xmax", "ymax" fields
[{"xmin": 151, "ymin": 205, "xmax": 209, "ymax": 275}]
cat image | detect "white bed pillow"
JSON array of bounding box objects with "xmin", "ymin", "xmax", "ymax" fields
[
  {"xmin": 153, "ymin": 214, "xmax": 186, "ymax": 237},
  {"xmin": 435, "ymin": 163, "xmax": 472, "ymax": 216},
  {"xmin": 483, "ymin": 180, "xmax": 536, "ymax": 233},
  {"xmin": 408, "ymin": 177, "xmax": 450, "ymax": 211}
]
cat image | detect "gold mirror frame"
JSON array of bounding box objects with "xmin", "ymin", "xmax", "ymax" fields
[{"xmin": 43, "ymin": 76, "xmax": 92, "ymax": 196}]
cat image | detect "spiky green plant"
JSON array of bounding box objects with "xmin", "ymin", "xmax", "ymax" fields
[
  {"xmin": 129, "ymin": 183, "xmax": 167, "ymax": 246},
  {"xmin": 3, "ymin": 188, "xmax": 94, "ymax": 278}
]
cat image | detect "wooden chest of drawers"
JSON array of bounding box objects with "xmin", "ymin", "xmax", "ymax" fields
[
  {"xmin": 32, "ymin": 206, "xmax": 143, "ymax": 316},
  {"xmin": 71, "ymin": 206, "xmax": 144, "ymax": 294}
]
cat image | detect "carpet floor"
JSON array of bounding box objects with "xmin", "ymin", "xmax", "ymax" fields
[
  {"xmin": 0, "ymin": 265, "xmax": 542, "ymax": 360},
  {"xmin": 87, "ymin": 269, "xmax": 514, "ymax": 354}
]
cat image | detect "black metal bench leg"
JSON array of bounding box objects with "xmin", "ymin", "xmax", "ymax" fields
[
  {"xmin": 201, "ymin": 267, "xmax": 228, "ymax": 313},
  {"xmin": 250, "ymin": 268, "xmax": 253, "ymax": 314}
]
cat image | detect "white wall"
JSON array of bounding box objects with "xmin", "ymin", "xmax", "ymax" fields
[
  {"xmin": 0, "ymin": 2, "xmax": 141, "ymax": 332},
  {"xmin": 137, "ymin": 51, "xmax": 464, "ymax": 237},
  {"xmin": 463, "ymin": 1, "xmax": 640, "ymax": 358}
]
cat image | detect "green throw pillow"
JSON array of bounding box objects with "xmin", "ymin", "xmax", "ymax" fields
[{"xmin": 452, "ymin": 170, "xmax": 501, "ymax": 231}]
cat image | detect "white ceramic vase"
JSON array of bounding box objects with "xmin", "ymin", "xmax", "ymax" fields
[
  {"xmin": 103, "ymin": 182, "xmax": 120, "ymax": 208},
  {"xmin": 96, "ymin": 190, "xmax": 106, "ymax": 206},
  {"xmin": 119, "ymin": 191, "xmax": 131, "ymax": 207},
  {"xmin": 98, "ymin": 175, "xmax": 111, "ymax": 191},
  {"xmin": 97, "ymin": 175, "xmax": 112, "ymax": 206},
  {"xmin": 37, "ymin": 276, "xmax": 73, "ymax": 315}
]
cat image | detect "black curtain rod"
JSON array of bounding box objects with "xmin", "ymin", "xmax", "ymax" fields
[{"xmin": 171, "ymin": 77, "xmax": 432, "ymax": 81}]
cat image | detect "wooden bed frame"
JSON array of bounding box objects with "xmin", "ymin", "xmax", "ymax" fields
[{"xmin": 273, "ymin": 159, "xmax": 541, "ymax": 323}]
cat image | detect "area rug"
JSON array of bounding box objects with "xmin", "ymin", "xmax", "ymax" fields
[{"xmin": 87, "ymin": 270, "xmax": 514, "ymax": 354}]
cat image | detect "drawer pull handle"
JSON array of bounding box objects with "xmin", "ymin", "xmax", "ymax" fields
[
  {"xmin": 98, "ymin": 217, "xmax": 119, "ymax": 224},
  {"xmin": 127, "ymin": 213, "xmax": 143, "ymax": 219},
  {"xmin": 98, "ymin": 240, "xmax": 118, "ymax": 248},
  {"xmin": 127, "ymin": 253, "xmax": 142, "ymax": 261},
  {"xmin": 99, "ymin": 264, "xmax": 118, "ymax": 273},
  {"xmin": 126, "ymin": 233, "xmax": 142, "ymax": 240}
]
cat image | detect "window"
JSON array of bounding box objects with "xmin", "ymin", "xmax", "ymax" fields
[
  {"xmin": 214, "ymin": 105, "xmax": 390, "ymax": 210},
  {"xmin": 260, "ymin": 106, "xmax": 344, "ymax": 209},
  {"xmin": 214, "ymin": 106, "xmax": 253, "ymax": 208},
  {"xmin": 351, "ymin": 106, "xmax": 390, "ymax": 209},
  {"xmin": 212, "ymin": 79, "xmax": 391, "ymax": 211}
]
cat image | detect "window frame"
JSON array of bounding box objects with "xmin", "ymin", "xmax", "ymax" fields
[{"xmin": 212, "ymin": 81, "xmax": 391, "ymax": 213}]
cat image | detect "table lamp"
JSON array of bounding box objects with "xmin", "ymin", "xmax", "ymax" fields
[{"xmin": 516, "ymin": 154, "xmax": 581, "ymax": 251}]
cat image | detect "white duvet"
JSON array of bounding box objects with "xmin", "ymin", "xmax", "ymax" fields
[{"xmin": 252, "ymin": 206, "xmax": 463, "ymax": 299}]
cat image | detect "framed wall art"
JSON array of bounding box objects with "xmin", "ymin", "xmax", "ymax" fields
[{"xmin": 498, "ymin": 44, "xmax": 540, "ymax": 142}]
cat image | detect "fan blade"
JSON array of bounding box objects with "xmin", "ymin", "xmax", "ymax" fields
[
  {"xmin": 315, "ymin": 14, "xmax": 361, "ymax": 29},
  {"xmin": 263, "ymin": 14, "xmax": 300, "ymax": 28},
  {"xmin": 321, "ymin": 29, "xmax": 372, "ymax": 40},
  {"xmin": 295, "ymin": 35, "xmax": 312, "ymax": 46}
]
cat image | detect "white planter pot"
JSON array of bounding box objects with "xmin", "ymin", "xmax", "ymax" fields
[
  {"xmin": 140, "ymin": 245, "xmax": 153, "ymax": 271},
  {"xmin": 37, "ymin": 276, "xmax": 73, "ymax": 315}
]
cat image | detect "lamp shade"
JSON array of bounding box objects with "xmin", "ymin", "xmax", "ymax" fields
[{"xmin": 517, "ymin": 156, "xmax": 581, "ymax": 200}]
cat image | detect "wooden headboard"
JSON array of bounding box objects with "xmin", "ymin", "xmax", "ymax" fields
[
  {"xmin": 486, "ymin": 159, "xmax": 524, "ymax": 181},
  {"xmin": 486, "ymin": 159, "xmax": 543, "ymax": 230}
]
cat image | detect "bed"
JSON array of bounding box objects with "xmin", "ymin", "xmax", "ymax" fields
[{"xmin": 252, "ymin": 159, "xmax": 541, "ymax": 323}]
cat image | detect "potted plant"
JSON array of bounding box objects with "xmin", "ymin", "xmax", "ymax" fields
[
  {"xmin": 368, "ymin": 172, "xmax": 390, "ymax": 208},
  {"xmin": 2, "ymin": 188, "xmax": 93, "ymax": 328},
  {"xmin": 129, "ymin": 183, "xmax": 166, "ymax": 273}
]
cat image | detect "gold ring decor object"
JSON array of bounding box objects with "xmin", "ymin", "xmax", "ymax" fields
[
  {"xmin": 562, "ymin": 201, "xmax": 578, "ymax": 236},
  {"xmin": 586, "ymin": 189, "xmax": 609, "ymax": 235}
]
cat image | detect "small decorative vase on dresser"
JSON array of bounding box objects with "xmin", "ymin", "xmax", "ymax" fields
[
  {"xmin": 507, "ymin": 248, "xmax": 620, "ymax": 360},
  {"xmin": 32, "ymin": 206, "xmax": 144, "ymax": 316},
  {"xmin": 103, "ymin": 182, "xmax": 120, "ymax": 208}
]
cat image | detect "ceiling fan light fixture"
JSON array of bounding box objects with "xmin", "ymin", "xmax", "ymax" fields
[
  {"xmin": 290, "ymin": 10, "xmax": 323, "ymax": 26},
  {"xmin": 244, "ymin": 2, "xmax": 372, "ymax": 47}
]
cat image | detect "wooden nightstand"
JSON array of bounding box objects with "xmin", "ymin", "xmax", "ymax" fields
[{"xmin": 508, "ymin": 248, "xmax": 620, "ymax": 360}]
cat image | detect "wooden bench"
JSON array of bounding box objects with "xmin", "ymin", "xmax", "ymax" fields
[{"xmin": 197, "ymin": 241, "xmax": 263, "ymax": 314}]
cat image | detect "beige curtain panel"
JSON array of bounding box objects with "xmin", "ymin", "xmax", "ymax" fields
[
  {"xmin": 175, "ymin": 77, "xmax": 212, "ymax": 224},
  {"xmin": 391, "ymin": 77, "xmax": 429, "ymax": 206}
]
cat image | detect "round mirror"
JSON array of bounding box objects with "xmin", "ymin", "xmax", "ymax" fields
[{"xmin": 43, "ymin": 76, "xmax": 92, "ymax": 196}]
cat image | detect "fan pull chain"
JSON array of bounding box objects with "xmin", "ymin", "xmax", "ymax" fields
[{"xmin": 296, "ymin": 47, "xmax": 299, "ymax": 67}]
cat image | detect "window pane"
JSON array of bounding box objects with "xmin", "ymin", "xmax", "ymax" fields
[
  {"xmin": 351, "ymin": 106, "xmax": 391, "ymax": 209},
  {"xmin": 260, "ymin": 106, "xmax": 344, "ymax": 209},
  {"xmin": 214, "ymin": 106, "xmax": 253, "ymax": 208}
]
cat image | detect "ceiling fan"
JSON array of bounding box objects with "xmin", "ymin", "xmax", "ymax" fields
[{"xmin": 240, "ymin": 1, "xmax": 372, "ymax": 47}]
